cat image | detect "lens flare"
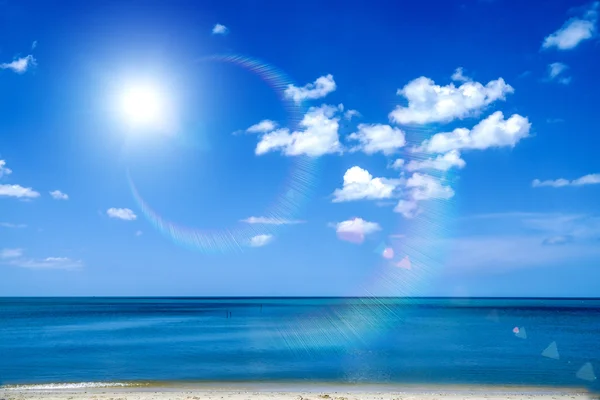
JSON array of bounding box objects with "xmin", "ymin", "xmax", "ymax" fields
[{"xmin": 128, "ymin": 54, "xmax": 318, "ymax": 253}]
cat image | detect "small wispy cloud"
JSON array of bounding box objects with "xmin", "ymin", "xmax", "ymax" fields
[
  {"xmin": 241, "ymin": 216, "xmax": 305, "ymax": 225},
  {"xmin": 451, "ymin": 67, "xmax": 470, "ymax": 82},
  {"xmin": 49, "ymin": 190, "xmax": 69, "ymax": 200},
  {"xmin": 542, "ymin": 2, "xmax": 598, "ymax": 50},
  {"xmin": 106, "ymin": 208, "xmax": 137, "ymax": 221},
  {"xmin": 1, "ymin": 248, "xmax": 23, "ymax": 259},
  {"xmin": 135, "ymin": 230, "xmax": 143, "ymax": 237},
  {"xmin": 546, "ymin": 62, "xmax": 572, "ymax": 85},
  {"xmin": 0, "ymin": 184, "xmax": 40, "ymax": 198},
  {"xmin": 1, "ymin": 248, "xmax": 82, "ymax": 270},
  {"xmin": 0, "ymin": 222, "xmax": 27, "ymax": 229},
  {"xmin": 344, "ymin": 109, "xmax": 361, "ymax": 120},
  {"xmin": 246, "ymin": 120, "xmax": 278, "ymax": 134},
  {"xmin": 212, "ymin": 23, "xmax": 229, "ymax": 35},
  {"xmin": 249, "ymin": 234, "xmax": 273, "ymax": 247},
  {"xmin": 0, "ymin": 160, "xmax": 12, "ymax": 178},
  {"xmin": 532, "ymin": 173, "xmax": 600, "ymax": 188},
  {"xmin": 0, "ymin": 55, "xmax": 37, "ymax": 74}
]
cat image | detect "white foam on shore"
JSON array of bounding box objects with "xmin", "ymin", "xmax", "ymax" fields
[{"xmin": 1, "ymin": 382, "xmax": 142, "ymax": 390}]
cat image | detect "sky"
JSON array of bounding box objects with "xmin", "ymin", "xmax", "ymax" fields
[{"xmin": 1, "ymin": 0, "xmax": 599, "ymax": 297}]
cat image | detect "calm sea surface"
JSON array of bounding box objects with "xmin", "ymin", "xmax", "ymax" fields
[{"xmin": 0, "ymin": 297, "xmax": 598, "ymax": 390}]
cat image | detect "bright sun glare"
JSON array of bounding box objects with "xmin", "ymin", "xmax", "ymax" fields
[{"xmin": 120, "ymin": 85, "xmax": 164, "ymax": 127}]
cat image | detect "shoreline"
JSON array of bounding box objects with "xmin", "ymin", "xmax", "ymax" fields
[{"xmin": 1, "ymin": 382, "xmax": 596, "ymax": 399}]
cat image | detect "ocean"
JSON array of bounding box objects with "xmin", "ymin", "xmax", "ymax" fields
[{"xmin": 0, "ymin": 297, "xmax": 598, "ymax": 391}]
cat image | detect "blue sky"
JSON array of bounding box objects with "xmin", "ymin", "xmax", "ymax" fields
[{"xmin": 1, "ymin": 0, "xmax": 599, "ymax": 297}]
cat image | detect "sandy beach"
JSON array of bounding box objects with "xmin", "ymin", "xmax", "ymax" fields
[{"xmin": 1, "ymin": 385, "xmax": 597, "ymax": 400}]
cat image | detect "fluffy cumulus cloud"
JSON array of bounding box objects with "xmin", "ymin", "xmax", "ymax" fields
[
  {"xmin": 332, "ymin": 166, "xmax": 400, "ymax": 202},
  {"xmin": 255, "ymin": 104, "xmax": 342, "ymax": 156},
  {"xmin": 246, "ymin": 120, "xmax": 278, "ymax": 134},
  {"xmin": 389, "ymin": 72, "xmax": 514, "ymax": 125},
  {"xmin": 547, "ymin": 62, "xmax": 571, "ymax": 85},
  {"xmin": 49, "ymin": 190, "xmax": 68, "ymax": 200},
  {"xmin": 212, "ymin": 23, "xmax": 228, "ymax": 35},
  {"xmin": 0, "ymin": 55, "xmax": 36, "ymax": 74},
  {"xmin": 419, "ymin": 111, "xmax": 531, "ymax": 153},
  {"xmin": 405, "ymin": 150, "xmax": 466, "ymax": 172},
  {"xmin": 394, "ymin": 173, "xmax": 454, "ymax": 218},
  {"xmin": 542, "ymin": 2, "xmax": 598, "ymax": 50},
  {"xmin": 330, "ymin": 217, "xmax": 381, "ymax": 244},
  {"xmin": 249, "ymin": 234, "xmax": 273, "ymax": 247},
  {"xmin": 241, "ymin": 216, "xmax": 305, "ymax": 225},
  {"xmin": 0, "ymin": 160, "xmax": 12, "ymax": 178},
  {"xmin": 106, "ymin": 208, "xmax": 137, "ymax": 221},
  {"xmin": 284, "ymin": 74, "xmax": 336, "ymax": 104},
  {"xmin": 347, "ymin": 124, "xmax": 406, "ymax": 155},
  {"xmin": 532, "ymin": 173, "xmax": 600, "ymax": 188},
  {"xmin": 0, "ymin": 184, "xmax": 40, "ymax": 198}
]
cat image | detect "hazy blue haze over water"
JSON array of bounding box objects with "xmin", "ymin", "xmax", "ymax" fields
[{"xmin": 0, "ymin": 298, "xmax": 598, "ymax": 391}]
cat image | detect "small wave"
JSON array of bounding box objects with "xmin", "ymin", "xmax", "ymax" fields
[{"xmin": 1, "ymin": 382, "xmax": 143, "ymax": 390}]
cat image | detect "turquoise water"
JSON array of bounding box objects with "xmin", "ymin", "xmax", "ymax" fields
[{"xmin": 0, "ymin": 297, "xmax": 598, "ymax": 390}]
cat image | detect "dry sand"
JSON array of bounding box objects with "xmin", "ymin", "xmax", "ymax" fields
[{"xmin": 1, "ymin": 385, "xmax": 597, "ymax": 400}]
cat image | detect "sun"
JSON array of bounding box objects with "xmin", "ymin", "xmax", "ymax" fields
[{"xmin": 120, "ymin": 84, "xmax": 164, "ymax": 127}]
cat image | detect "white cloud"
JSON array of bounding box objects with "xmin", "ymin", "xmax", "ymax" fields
[
  {"xmin": 135, "ymin": 230, "xmax": 143, "ymax": 237},
  {"xmin": 1, "ymin": 249, "xmax": 80, "ymax": 270},
  {"xmin": 347, "ymin": 123, "xmax": 406, "ymax": 155},
  {"xmin": 344, "ymin": 109, "xmax": 361, "ymax": 120},
  {"xmin": 1, "ymin": 248, "xmax": 23, "ymax": 259},
  {"xmin": 107, "ymin": 208, "xmax": 137, "ymax": 221},
  {"xmin": 389, "ymin": 73, "xmax": 514, "ymax": 125},
  {"xmin": 284, "ymin": 74, "xmax": 336, "ymax": 104},
  {"xmin": 532, "ymin": 173, "xmax": 600, "ymax": 188},
  {"xmin": 249, "ymin": 234, "xmax": 273, "ymax": 247},
  {"xmin": 49, "ymin": 190, "xmax": 68, "ymax": 200},
  {"xmin": 546, "ymin": 62, "xmax": 572, "ymax": 85},
  {"xmin": 330, "ymin": 217, "xmax": 381, "ymax": 244},
  {"xmin": 0, "ymin": 184, "xmax": 40, "ymax": 198},
  {"xmin": 0, "ymin": 222, "xmax": 27, "ymax": 228},
  {"xmin": 212, "ymin": 23, "xmax": 228, "ymax": 35},
  {"xmin": 389, "ymin": 159, "xmax": 405, "ymax": 170},
  {"xmin": 406, "ymin": 173, "xmax": 455, "ymax": 201},
  {"xmin": 241, "ymin": 216, "xmax": 305, "ymax": 225},
  {"xmin": 0, "ymin": 160, "xmax": 12, "ymax": 178},
  {"xmin": 255, "ymin": 104, "xmax": 342, "ymax": 157},
  {"xmin": 394, "ymin": 199, "xmax": 420, "ymax": 219},
  {"xmin": 542, "ymin": 3, "xmax": 598, "ymax": 50},
  {"xmin": 8, "ymin": 256, "xmax": 83, "ymax": 270},
  {"xmin": 31, "ymin": 40, "xmax": 37, "ymax": 49},
  {"xmin": 451, "ymin": 67, "xmax": 470, "ymax": 82},
  {"xmin": 405, "ymin": 150, "xmax": 466, "ymax": 172},
  {"xmin": 394, "ymin": 173, "xmax": 454, "ymax": 218},
  {"xmin": 419, "ymin": 111, "xmax": 531, "ymax": 153},
  {"xmin": 0, "ymin": 55, "xmax": 36, "ymax": 74},
  {"xmin": 332, "ymin": 166, "xmax": 400, "ymax": 202},
  {"xmin": 246, "ymin": 120, "xmax": 278, "ymax": 134}
]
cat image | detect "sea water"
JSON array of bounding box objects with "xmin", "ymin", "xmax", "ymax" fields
[{"xmin": 0, "ymin": 297, "xmax": 598, "ymax": 390}]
